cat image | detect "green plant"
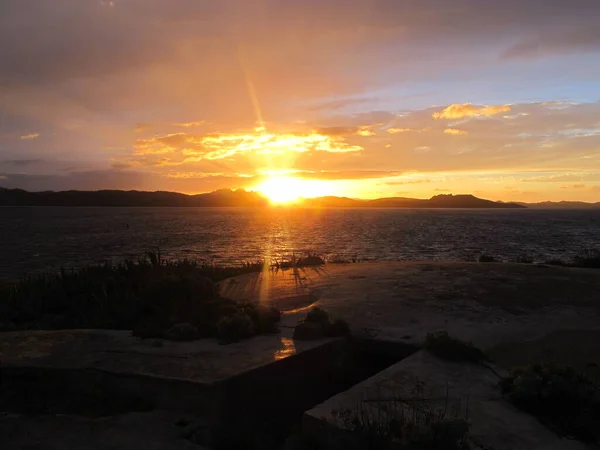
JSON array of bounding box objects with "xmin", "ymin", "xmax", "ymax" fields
[
  {"xmin": 515, "ymin": 255, "xmax": 534, "ymax": 264},
  {"xmin": 305, "ymin": 307, "xmax": 330, "ymax": 325},
  {"xmin": 424, "ymin": 331, "xmax": 486, "ymax": 363},
  {"xmin": 545, "ymin": 259, "xmax": 568, "ymax": 267},
  {"xmin": 330, "ymin": 381, "xmax": 470, "ymax": 450},
  {"xmin": 477, "ymin": 254, "xmax": 496, "ymax": 263},
  {"xmin": 572, "ymin": 249, "xmax": 600, "ymax": 269},
  {"xmin": 216, "ymin": 313, "xmax": 255, "ymax": 343},
  {"xmin": 271, "ymin": 252, "xmax": 326, "ymax": 270},
  {"xmin": 299, "ymin": 308, "xmax": 350, "ymax": 338},
  {"xmin": 0, "ymin": 251, "xmax": 267, "ymax": 335},
  {"xmin": 237, "ymin": 302, "xmax": 281, "ymax": 334},
  {"xmin": 500, "ymin": 364, "xmax": 600, "ymax": 442},
  {"xmin": 329, "ymin": 318, "xmax": 351, "ymax": 337}
]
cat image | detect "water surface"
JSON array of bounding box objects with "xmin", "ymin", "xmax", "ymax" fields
[{"xmin": 1, "ymin": 207, "xmax": 599, "ymax": 278}]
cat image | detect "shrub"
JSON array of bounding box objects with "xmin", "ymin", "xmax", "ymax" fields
[
  {"xmin": 305, "ymin": 307, "xmax": 330, "ymax": 325},
  {"xmin": 237, "ymin": 302, "xmax": 281, "ymax": 334},
  {"xmin": 328, "ymin": 318, "xmax": 350, "ymax": 337},
  {"xmin": 424, "ymin": 331, "xmax": 486, "ymax": 363},
  {"xmin": 271, "ymin": 252, "xmax": 326, "ymax": 270},
  {"xmin": 573, "ymin": 249, "xmax": 600, "ymax": 269},
  {"xmin": 216, "ymin": 313, "xmax": 255, "ymax": 343},
  {"xmin": 0, "ymin": 251, "xmax": 266, "ymax": 333},
  {"xmin": 545, "ymin": 259, "xmax": 568, "ymax": 267},
  {"xmin": 299, "ymin": 308, "xmax": 350, "ymax": 338},
  {"xmin": 478, "ymin": 254, "xmax": 496, "ymax": 263},
  {"xmin": 516, "ymin": 255, "xmax": 534, "ymax": 264},
  {"xmin": 500, "ymin": 364, "xmax": 600, "ymax": 442}
]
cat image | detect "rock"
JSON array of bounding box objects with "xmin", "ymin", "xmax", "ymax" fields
[
  {"xmin": 164, "ymin": 322, "xmax": 199, "ymax": 341},
  {"xmin": 293, "ymin": 321, "xmax": 326, "ymax": 341}
]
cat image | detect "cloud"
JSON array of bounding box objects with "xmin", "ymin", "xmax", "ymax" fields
[
  {"xmin": 134, "ymin": 123, "xmax": 150, "ymax": 133},
  {"xmin": 433, "ymin": 103, "xmax": 511, "ymax": 120},
  {"xmin": 503, "ymin": 25, "xmax": 600, "ymax": 60},
  {"xmin": 387, "ymin": 128, "xmax": 411, "ymax": 134},
  {"xmin": 297, "ymin": 170, "xmax": 404, "ymax": 181},
  {"xmin": 173, "ymin": 121, "xmax": 206, "ymax": 128},
  {"xmin": 444, "ymin": 128, "xmax": 468, "ymax": 136},
  {"xmin": 2, "ymin": 159, "xmax": 44, "ymax": 166},
  {"xmin": 521, "ymin": 172, "xmax": 600, "ymax": 183},
  {"xmin": 0, "ymin": 169, "xmax": 257, "ymax": 193},
  {"xmin": 133, "ymin": 129, "xmax": 364, "ymax": 163},
  {"xmin": 560, "ymin": 184, "xmax": 586, "ymax": 189},
  {"xmin": 385, "ymin": 179, "xmax": 431, "ymax": 185},
  {"xmin": 308, "ymin": 97, "xmax": 376, "ymax": 112},
  {"xmin": 314, "ymin": 126, "xmax": 375, "ymax": 137},
  {"xmin": 20, "ymin": 133, "xmax": 39, "ymax": 140}
]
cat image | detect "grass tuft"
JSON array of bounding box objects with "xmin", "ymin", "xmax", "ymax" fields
[
  {"xmin": 302, "ymin": 307, "xmax": 350, "ymax": 337},
  {"xmin": 271, "ymin": 252, "xmax": 326, "ymax": 270},
  {"xmin": 424, "ymin": 331, "xmax": 486, "ymax": 363},
  {"xmin": 216, "ymin": 313, "xmax": 256, "ymax": 344},
  {"xmin": 330, "ymin": 381, "xmax": 470, "ymax": 450},
  {"xmin": 573, "ymin": 249, "xmax": 600, "ymax": 269},
  {"xmin": 500, "ymin": 364, "xmax": 600, "ymax": 442},
  {"xmin": 477, "ymin": 254, "xmax": 497, "ymax": 263}
]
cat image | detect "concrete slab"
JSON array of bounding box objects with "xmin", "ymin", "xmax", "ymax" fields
[
  {"xmin": 0, "ymin": 327, "xmax": 344, "ymax": 431},
  {"xmin": 0, "ymin": 410, "xmax": 207, "ymax": 450},
  {"xmin": 304, "ymin": 350, "xmax": 588, "ymax": 450},
  {"xmin": 221, "ymin": 262, "xmax": 600, "ymax": 359},
  {"xmin": 0, "ymin": 327, "xmax": 331, "ymax": 385}
]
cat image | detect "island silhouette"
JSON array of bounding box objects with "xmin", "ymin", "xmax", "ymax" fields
[{"xmin": 0, "ymin": 187, "xmax": 529, "ymax": 208}]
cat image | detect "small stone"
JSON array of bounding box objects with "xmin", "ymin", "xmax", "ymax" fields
[{"xmin": 292, "ymin": 321, "xmax": 326, "ymax": 341}]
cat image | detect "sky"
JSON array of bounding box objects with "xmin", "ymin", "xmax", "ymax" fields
[{"xmin": 1, "ymin": 0, "xmax": 600, "ymax": 202}]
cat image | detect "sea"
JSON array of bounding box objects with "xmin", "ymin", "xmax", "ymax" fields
[{"xmin": 1, "ymin": 206, "xmax": 599, "ymax": 279}]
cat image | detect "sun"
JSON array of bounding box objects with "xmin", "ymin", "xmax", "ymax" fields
[{"xmin": 254, "ymin": 176, "xmax": 332, "ymax": 204}]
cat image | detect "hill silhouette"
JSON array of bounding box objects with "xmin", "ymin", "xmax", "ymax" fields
[
  {"xmin": 0, "ymin": 188, "xmax": 526, "ymax": 208},
  {"xmin": 300, "ymin": 194, "xmax": 525, "ymax": 208},
  {"xmin": 0, "ymin": 188, "xmax": 268, "ymax": 207}
]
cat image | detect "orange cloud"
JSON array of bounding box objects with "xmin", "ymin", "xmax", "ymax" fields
[
  {"xmin": 173, "ymin": 120, "xmax": 206, "ymax": 128},
  {"xmin": 356, "ymin": 127, "xmax": 376, "ymax": 137},
  {"xmin": 433, "ymin": 103, "xmax": 511, "ymax": 119},
  {"xmin": 560, "ymin": 184, "xmax": 586, "ymax": 189},
  {"xmin": 20, "ymin": 133, "xmax": 39, "ymax": 140},
  {"xmin": 444, "ymin": 128, "xmax": 468, "ymax": 135},
  {"xmin": 134, "ymin": 123, "xmax": 150, "ymax": 133},
  {"xmin": 135, "ymin": 130, "xmax": 364, "ymax": 161},
  {"xmin": 387, "ymin": 128, "xmax": 411, "ymax": 134}
]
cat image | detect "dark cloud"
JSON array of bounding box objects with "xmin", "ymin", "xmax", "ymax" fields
[
  {"xmin": 2, "ymin": 0, "xmax": 598, "ymax": 88},
  {"xmin": 2, "ymin": 159, "xmax": 44, "ymax": 166},
  {"xmin": 503, "ymin": 24, "xmax": 600, "ymax": 59},
  {"xmin": 0, "ymin": 169, "xmax": 254, "ymax": 194}
]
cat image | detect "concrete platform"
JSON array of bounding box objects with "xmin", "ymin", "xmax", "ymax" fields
[
  {"xmin": 0, "ymin": 326, "xmax": 347, "ymax": 447},
  {"xmin": 303, "ymin": 350, "xmax": 587, "ymax": 450},
  {"xmin": 0, "ymin": 326, "xmax": 330, "ymax": 385},
  {"xmin": 3, "ymin": 262, "xmax": 600, "ymax": 449},
  {"xmin": 1, "ymin": 411, "xmax": 207, "ymax": 450},
  {"xmin": 221, "ymin": 262, "xmax": 600, "ymax": 372}
]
